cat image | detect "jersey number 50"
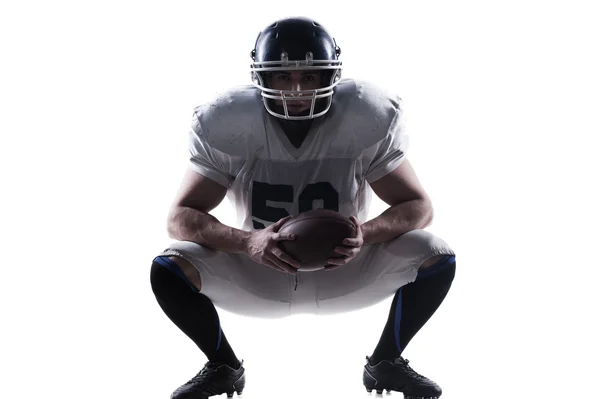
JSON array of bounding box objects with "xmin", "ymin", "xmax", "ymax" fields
[{"xmin": 251, "ymin": 181, "xmax": 339, "ymax": 229}]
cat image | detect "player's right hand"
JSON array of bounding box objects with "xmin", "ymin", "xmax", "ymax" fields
[{"xmin": 243, "ymin": 215, "xmax": 302, "ymax": 274}]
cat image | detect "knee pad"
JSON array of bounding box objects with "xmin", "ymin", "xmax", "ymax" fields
[{"xmin": 151, "ymin": 256, "xmax": 198, "ymax": 293}]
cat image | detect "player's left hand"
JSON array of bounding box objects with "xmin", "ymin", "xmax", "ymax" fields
[{"xmin": 324, "ymin": 216, "xmax": 364, "ymax": 271}]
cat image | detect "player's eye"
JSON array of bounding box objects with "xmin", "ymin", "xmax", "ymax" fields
[
  {"xmin": 303, "ymin": 75, "xmax": 317, "ymax": 81},
  {"xmin": 276, "ymin": 74, "xmax": 290, "ymax": 81}
]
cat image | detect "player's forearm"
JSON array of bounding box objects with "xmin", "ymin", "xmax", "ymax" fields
[
  {"xmin": 361, "ymin": 198, "xmax": 433, "ymax": 245},
  {"xmin": 167, "ymin": 206, "xmax": 251, "ymax": 254}
]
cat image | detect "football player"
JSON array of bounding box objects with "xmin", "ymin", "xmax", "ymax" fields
[{"xmin": 150, "ymin": 16, "xmax": 456, "ymax": 399}]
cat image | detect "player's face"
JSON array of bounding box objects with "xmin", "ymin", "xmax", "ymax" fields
[{"xmin": 268, "ymin": 71, "xmax": 323, "ymax": 114}]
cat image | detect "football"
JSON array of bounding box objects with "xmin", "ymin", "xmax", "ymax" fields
[{"xmin": 278, "ymin": 209, "xmax": 357, "ymax": 272}]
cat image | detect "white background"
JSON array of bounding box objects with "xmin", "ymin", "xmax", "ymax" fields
[{"xmin": 1, "ymin": 1, "xmax": 599, "ymax": 398}]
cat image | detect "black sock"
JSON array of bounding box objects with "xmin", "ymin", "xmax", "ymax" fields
[
  {"xmin": 150, "ymin": 259, "xmax": 240, "ymax": 368},
  {"xmin": 370, "ymin": 255, "xmax": 456, "ymax": 365}
]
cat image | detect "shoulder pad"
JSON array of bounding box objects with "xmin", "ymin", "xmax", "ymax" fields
[
  {"xmin": 191, "ymin": 85, "xmax": 264, "ymax": 156},
  {"xmin": 332, "ymin": 79, "xmax": 405, "ymax": 150}
]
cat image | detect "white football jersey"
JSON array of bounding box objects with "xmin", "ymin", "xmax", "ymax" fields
[{"xmin": 187, "ymin": 78, "xmax": 409, "ymax": 231}]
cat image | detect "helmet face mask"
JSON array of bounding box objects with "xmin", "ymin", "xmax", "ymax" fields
[{"xmin": 250, "ymin": 17, "xmax": 342, "ymax": 120}]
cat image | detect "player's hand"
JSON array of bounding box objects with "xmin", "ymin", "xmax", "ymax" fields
[
  {"xmin": 324, "ymin": 216, "xmax": 364, "ymax": 272},
  {"xmin": 244, "ymin": 216, "xmax": 302, "ymax": 275}
]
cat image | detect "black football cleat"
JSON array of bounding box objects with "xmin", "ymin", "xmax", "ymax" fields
[
  {"xmin": 363, "ymin": 356, "xmax": 442, "ymax": 398},
  {"xmin": 171, "ymin": 359, "xmax": 245, "ymax": 399}
]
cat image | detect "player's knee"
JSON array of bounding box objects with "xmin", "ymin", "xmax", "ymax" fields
[
  {"xmin": 421, "ymin": 255, "xmax": 447, "ymax": 269},
  {"xmin": 417, "ymin": 254, "xmax": 456, "ymax": 280},
  {"xmin": 169, "ymin": 256, "xmax": 203, "ymax": 291},
  {"xmin": 150, "ymin": 255, "xmax": 202, "ymax": 292}
]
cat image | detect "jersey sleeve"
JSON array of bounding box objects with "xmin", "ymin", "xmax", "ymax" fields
[
  {"xmin": 187, "ymin": 111, "xmax": 236, "ymax": 188},
  {"xmin": 364, "ymin": 100, "xmax": 410, "ymax": 183}
]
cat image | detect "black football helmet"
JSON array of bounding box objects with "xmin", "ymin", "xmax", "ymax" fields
[{"xmin": 250, "ymin": 17, "xmax": 342, "ymax": 120}]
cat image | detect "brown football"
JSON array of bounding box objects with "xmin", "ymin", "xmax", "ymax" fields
[{"xmin": 278, "ymin": 209, "xmax": 356, "ymax": 272}]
